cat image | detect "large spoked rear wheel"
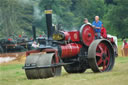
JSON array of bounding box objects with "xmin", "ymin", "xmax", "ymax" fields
[
  {"xmin": 88, "ymin": 39, "xmax": 115, "ymax": 72},
  {"xmin": 25, "ymin": 53, "xmax": 61, "ymax": 79}
]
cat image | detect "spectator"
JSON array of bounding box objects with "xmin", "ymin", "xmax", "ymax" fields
[
  {"xmin": 121, "ymin": 39, "xmax": 128, "ymax": 56},
  {"xmin": 92, "ymin": 16, "xmax": 102, "ymax": 39},
  {"xmin": 32, "ymin": 41, "xmax": 39, "ymax": 48}
]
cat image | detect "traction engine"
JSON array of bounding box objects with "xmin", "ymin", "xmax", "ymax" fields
[{"xmin": 23, "ymin": 8, "xmax": 116, "ymax": 79}]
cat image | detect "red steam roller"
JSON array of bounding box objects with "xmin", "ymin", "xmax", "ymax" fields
[{"xmin": 23, "ymin": 7, "xmax": 117, "ymax": 79}]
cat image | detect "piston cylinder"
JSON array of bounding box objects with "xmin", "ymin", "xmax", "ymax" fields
[{"xmin": 59, "ymin": 43, "xmax": 82, "ymax": 58}]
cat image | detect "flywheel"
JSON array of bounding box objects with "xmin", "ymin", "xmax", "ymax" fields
[{"xmin": 80, "ymin": 24, "xmax": 95, "ymax": 46}]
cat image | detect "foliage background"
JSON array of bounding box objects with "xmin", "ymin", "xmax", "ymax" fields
[{"xmin": 0, "ymin": 0, "xmax": 127, "ymax": 38}]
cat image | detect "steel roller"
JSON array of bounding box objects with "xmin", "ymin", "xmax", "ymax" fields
[{"xmin": 25, "ymin": 53, "xmax": 61, "ymax": 79}]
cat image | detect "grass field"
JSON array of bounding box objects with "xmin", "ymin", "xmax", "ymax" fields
[
  {"xmin": 0, "ymin": 56, "xmax": 128, "ymax": 85},
  {"xmin": 0, "ymin": 40, "xmax": 128, "ymax": 85}
]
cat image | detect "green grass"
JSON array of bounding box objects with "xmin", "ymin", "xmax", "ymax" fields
[{"xmin": 0, "ymin": 57, "xmax": 128, "ymax": 85}]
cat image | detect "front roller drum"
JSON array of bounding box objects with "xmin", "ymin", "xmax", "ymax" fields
[
  {"xmin": 25, "ymin": 53, "xmax": 61, "ymax": 79},
  {"xmin": 88, "ymin": 39, "xmax": 115, "ymax": 72}
]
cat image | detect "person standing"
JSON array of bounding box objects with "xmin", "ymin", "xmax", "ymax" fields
[
  {"xmin": 80, "ymin": 18, "xmax": 91, "ymax": 30},
  {"xmin": 84, "ymin": 18, "xmax": 91, "ymax": 25},
  {"xmin": 92, "ymin": 16, "xmax": 102, "ymax": 39},
  {"xmin": 121, "ymin": 39, "xmax": 128, "ymax": 56}
]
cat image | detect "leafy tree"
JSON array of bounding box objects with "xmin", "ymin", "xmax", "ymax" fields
[
  {"xmin": 70, "ymin": 0, "xmax": 105, "ymax": 29},
  {"xmin": 0, "ymin": 0, "xmax": 34, "ymax": 38},
  {"xmin": 103, "ymin": 0, "xmax": 128, "ymax": 38},
  {"xmin": 0, "ymin": 0, "xmax": 127, "ymax": 39},
  {"xmin": 39, "ymin": 0, "xmax": 75, "ymax": 30}
]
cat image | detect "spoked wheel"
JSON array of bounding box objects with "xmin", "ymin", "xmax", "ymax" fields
[
  {"xmin": 64, "ymin": 62, "xmax": 87, "ymax": 73},
  {"xmin": 88, "ymin": 39, "xmax": 115, "ymax": 72},
  {"xmin": 25, "ymin": 53, "xmax": 61, "ymax": 79}
]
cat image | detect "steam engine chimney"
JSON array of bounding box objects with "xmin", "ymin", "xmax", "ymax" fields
[
  {"xmin": 32, "ymin": 25, "xmax": 36, "ymax": 41},
  {"xmin": 45, "ymin": 6, "xmax": 53, "ymax": 40}
]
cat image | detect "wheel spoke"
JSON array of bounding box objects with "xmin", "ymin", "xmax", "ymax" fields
[
  {"xmin": 98, "ymin": 45, "xmax": 104, "ymax": 54},
  {"xmin": 97, "ymin": 58, "xmax": 103, "ymax": 66},
  {"xmin": 102, "ymin": 61, "xmax": 106, "ymax": 71},
  {"xmin": 104, "ymin": 46, "xmax": 108, "ymax": 54},
  {"xmin": 96, "ymin": 53, "xmax": 102, "ymax": 57}
]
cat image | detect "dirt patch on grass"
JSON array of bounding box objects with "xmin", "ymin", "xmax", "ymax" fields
[{"xmin": 0, "ymin": 52, "xmax": 26, "ymax": 65}]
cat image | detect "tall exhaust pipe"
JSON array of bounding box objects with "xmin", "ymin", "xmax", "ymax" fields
[
  {"xmin": 45, "ymin": 6, "xmax": 53, "ymax": 40},
  {"xmin": 32, "ymin": 25, "xmax": 36, "ymax": 41}
]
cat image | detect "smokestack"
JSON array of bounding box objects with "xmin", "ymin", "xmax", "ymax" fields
[
  {"xmin": 45, "ymin": 6, "xmax": 52, "ymax": 40},
  {"xmin": 32, "ymin": 25, "xmax": 36, "ymax": 41}
]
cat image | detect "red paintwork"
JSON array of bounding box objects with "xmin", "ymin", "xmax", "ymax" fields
[
  {"xmin": 101, "ymin": 27, "xmax": 107, "ymax": 38},
  {"xmin": 96, "ymin": 42, "xmax": 110, "ymax": 71},
  {"xmin": 39, "ymin": 35, "xmax": 42, "ymax": 37},
  {"xmin": 19, "ymin": 35, "xmax": 22, "ymax": 38},
  {"xmin": 68, "ymin": 31, "xmax": 80, "ymax": 42},
  {"xmin": 63, "ymin": 32, "xmax": 70, "ymax": 41},
  {"xmin": 26, "ymin": 50, "xmax": 40, "ymax": 56},
  {"xmin": 81, "ymin": 25, "xmax": 95, "ymax": 46},
  {"xmin": 60, "ymin": 43, "xmax": 82, "ymax": 58},
  {"xmin": 107, "ymin": 37, "xmax": 114, "ymax": 43},
  {"xmin": 124, "ymin": 43, "xmax": 128, "ymax": 48},
  {"xmin": 8, "ymin": 38, "xmax": 12, "ymax": 41}
]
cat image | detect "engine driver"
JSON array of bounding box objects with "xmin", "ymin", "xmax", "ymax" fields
[{"xmin": 92, "ymin": 16, "xmax": 102, "ymax": 39}]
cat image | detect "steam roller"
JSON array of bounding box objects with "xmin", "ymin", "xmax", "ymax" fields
[
  {"xmin": 23, "ymin": 7, "xmax": 117, "ymax": 79},
  {"xmin": 25, "ymin": 53, "xmax": 61, "ymax": 79}
]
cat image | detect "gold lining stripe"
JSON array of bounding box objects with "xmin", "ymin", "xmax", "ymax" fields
[{"xmin": 44, "ymin": 10, "xmax": 52, "ymax": 14}]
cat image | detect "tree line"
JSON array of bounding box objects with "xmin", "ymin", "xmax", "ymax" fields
[{"xmin": 0, "ymin": 0, "xmax": 127, "ymax": 38}]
